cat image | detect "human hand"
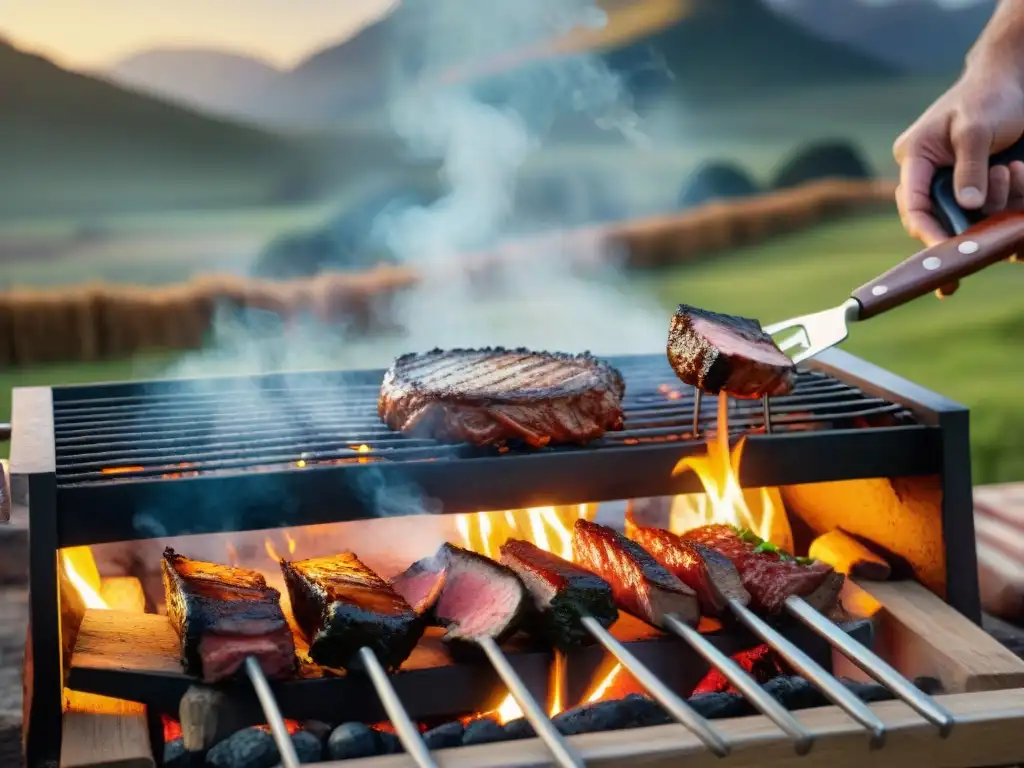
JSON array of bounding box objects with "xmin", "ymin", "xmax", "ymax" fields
[{"xmin": 893, "ymin": 68, "xmax": 1024, "ymax": 297}]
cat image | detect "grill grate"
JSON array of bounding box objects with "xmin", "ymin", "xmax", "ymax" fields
[{"xmin": 52, "ymin": 356, "xmax": 912, "ymax": 485}]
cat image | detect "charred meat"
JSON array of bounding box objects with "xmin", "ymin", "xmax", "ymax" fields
[
  {"xmin": 389, "ymin": 551, "xmax": 447, "ymax": 616},
  {"xmin": 629, "ymin": 527, "xmax": 750, "ymax": 616},
  {"xmin": 431, "ymin": 543, "xmax": 528, "ymax": 642},
  {"xmin": 280, "ymin": 553, "xmax": 423, "ymax": 672},
  {"xmin": 161, "ymin": 548, "xmax": 296, "ymax": 683},
  {"xmin": 667, "ymin": 305, "xmax": 796, "ymax": 399},
  {"xmin": 499, "ymin": 538, "xmax": 618, "ymax": 649},
  {"xmin": 378, "ymin": 347, "xmax": 626, "ymax": 447},
  {"xmin": 684, "ymin": 525, "xmax": 844, "ymax": 614},
  {"xmin": 572, "ymin": 519, "xmax": 699, "ymax": 628}
]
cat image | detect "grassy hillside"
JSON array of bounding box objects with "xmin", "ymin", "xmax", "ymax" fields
[{"xmin": 0, "ymin": 41, "xmax": 407, "ymax": 218}]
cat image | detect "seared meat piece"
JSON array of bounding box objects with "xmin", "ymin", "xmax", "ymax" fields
[
  {"xmin": 431, "ymin": 544, "xmax": 528, "ymax": 642},
  {"xmin": 499, "ymin": 539, "xmax": 619, "ymax": 649},
  {"xmin": 389, "ymin": 551, "xmax": 447, "ymax": 616},
  {"xmin": 684, "ymin": 525, "xmax": 844, "ymax": 614},
  {"xmin": 161, "ymin": 548, "xmax": 296, "ymax": 683},
  {"xmin": 630, "ymin": 527, "xmax": 750, "ymax": 616},
  {"xmin": 280, "ymin": 553, "xmax": 423, "ymax": 672},
  {"xmin": 572, "ymin": 519, "xmax": 699, "ymax": 628},
  {"xmin": 667, "ymin": 304, "xmax": 796, "ymax": 399},
  {"xmin": 378, "ymin": 347, "xmax": 626, "ymax": 447}
]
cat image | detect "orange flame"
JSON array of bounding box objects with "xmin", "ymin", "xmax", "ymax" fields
[
  {"xmin": 585, "ymin": 664, "xmax": 623, "ymax": 703},
  {"xmin": 670, "ymin": 393, "xmax": 793, "ymax": 552},
  {"xmin": 62, "ymin": 547, "xmax": 108, "ymax": 610}
]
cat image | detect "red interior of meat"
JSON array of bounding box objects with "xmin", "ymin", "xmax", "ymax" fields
[
  {"xmin": 199, "ymin": 628, "xmax": 295, "ymax": 683},
  {"xmin": 692, "ymin": 316, "xmax": 790, "ymax": 366},
  {"xmin": 435, "ymin": 568, "xmax": 520, "ymax": 638}
]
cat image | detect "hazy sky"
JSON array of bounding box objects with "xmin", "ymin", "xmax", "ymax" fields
[
  {"xmin": 0, "ymin": 0, "xmax": 991, "ymax": 71},
  {"xmin": 0, "ymin": 0, "xmax": 397, "ymax": 69}
]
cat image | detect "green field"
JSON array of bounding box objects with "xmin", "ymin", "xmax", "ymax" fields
[{"xmin": 4, "ymin": 211, "xmax": 1023, "ymax": 486}]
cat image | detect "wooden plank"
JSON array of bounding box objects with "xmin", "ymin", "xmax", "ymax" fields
[
  {"xmin": 61, "ymin": 690, "xmax": 153, "ymax": 768},
  {"xmin": 861, "ymin": 580, "xmax": 1024, "ymax": 692},
  {"xmin": 331, "ymin": 689, "xmax": 1024, "ymax": 768},
  {"xmin": 8, "ymin": 387, "xmax": 54, "ymax": 476}
]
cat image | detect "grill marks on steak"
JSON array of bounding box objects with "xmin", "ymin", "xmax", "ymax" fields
[
  {"xmin": 667, "ymin": 305, "xmax": 796, "ymax": 399},
  {"xmin": 279, "ymin": 553, "xmax": 423, "ymax": 673},
  {"xmin": 499, "ymin": 539, "xmax": 619, "ymax": 649},
  {"xmin": 161, "ymin": 548, "xmax": 296, "ymax": 683},
  {"xmin": 378, "ymin": 347, "xmax": 626, "ymax": 447},
  {"xmin": 431, "ymin": 544, "xmax": 528, "ymax": 642},
  {"xmin": 629, "ymin": 527, "xmax": 750, "ymax": 617},
  {"xmin": 683, "ymin": 525, "xmax": 844, "ymax": 614},
  {"xmin": 572, "ymin": 519, "xmax": 699, "ymax": 628}
]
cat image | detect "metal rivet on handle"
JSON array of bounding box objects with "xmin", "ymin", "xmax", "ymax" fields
[
  {"xmin": 922, "ymin": 256, "xmax": 942, "ymax": 271},
  {"xmin": 958, "ymin": 240, "xmax": 979, "ymax": 255},
  {"xmin": 871, "ymin": 285, "xmax": 888, "ymax": 296}
]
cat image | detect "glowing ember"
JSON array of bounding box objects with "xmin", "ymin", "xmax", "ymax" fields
[
  {"xmin": 690, "ymin": 645, "xmax": 783, "ymax": 695},
  {"xmin": 669, "ymin": 393, "xmax": 793, "ymax": 552},
  {"xmin": 163, "ymin": 715, "xmax": 182, "ymax": 743},
  {"xmin": 100, "ymin": 466, "xmax": 144, "ymax": 475},
  {"xmin": 62, "ymin": 547, "xmax": 108, "ymax": 610}
]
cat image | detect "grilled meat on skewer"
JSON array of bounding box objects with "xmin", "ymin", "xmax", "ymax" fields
[
  {"xmin": 378, "ymin": 347, "xmax": 626, "ymax": 447},
  {"xmin": 683, "ymin": 525, "xmax": 844, "ymax": 614},
  {"xmin": 431, "ymin": 544, "xmax": 528, "ymax": 642},
  {"xmin": 389, "ymin": 550, "xmax": 447, "ymax": 616},
  {"xmin": 629, "ymin": 527, "xmax": 750, "ymax": 616},
  {"xmin": 280, "ymin": 553, "xmax": 423, "ymax": 672},
  {"xmin": 572, "ymin": 519, "xmax": 700, "ymax": 628},
  {"xmin": 499, "ymin": 538, "xmax": 619, "ymax": 649},
  {"xmin": 161, "ymin": 548, "xmax": 296, "ymax": 683},
  {"xmin": 667, "ymin": 304, "xmax": 796, "ymax": 399}
]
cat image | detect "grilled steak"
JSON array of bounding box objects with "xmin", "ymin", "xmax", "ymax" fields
[
  {"xmin": 499, "ymin": 539, "xmax": 619, "ymax": 649},
  {"xmin": 667, "ymin": 305, "xmax": 796, "ymax": 399},
  {"xmin": 378, "ymin": 347, "xmax": 626, "ymax": 447},
  {"xmin": 683, "ymin": 525, "xmax": 844, "ymax": 614},
  {"xmin": 389, "ymin": 551, "xmax": 447, "ymax": 616},
  {"xmin": 161, "ymin": 548, "xmax": 296, "ymax": 683},
  {"xmin": 431, "ymin": 543, "xmax": 528, "ymax": 642},
  {"xmin": 572, "ymin": 519, "xmax": 699, "ymax": 628},
  {"xmin": 630, "ymin": 527, "xmax": 750, "ymax": 616},
  {"xmin": 280, "ymin": 553, "xmax": 423, "ymax": 672}
]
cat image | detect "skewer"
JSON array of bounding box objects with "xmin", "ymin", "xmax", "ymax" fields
[
  {"xmin": 663, "ymin": 615, "xmax": 813, "ymax": 755},
  {"xmin": 784, "ymin": 595, "xmax": 955, "ymax": 736},
  {"xmin": 580, "ymin": 616, "xmax": 730, "ymax": 757},
  {"xmin": 476, "ymin": 636, "xmax": 586, "ymax": 768},
  {"xmin": 243, "ymin": 657, "xmax": 300, "ymax": 768},
  {"xmin": 692, "ymin": 389, "xmax": 703, "ymax": 437},
  {"xmin": 727, "ymin": 599, "xmax": 887, "ymax": 748},
  {"xmin": 762, "ymin": 396, "xmax": 773, "ymax": 433},
  {"xmin": 357, "ymin": 647, "xmax": 439, "ymax": 768}
]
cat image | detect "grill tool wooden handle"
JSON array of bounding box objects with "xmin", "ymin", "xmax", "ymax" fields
[{"xmin": 851, "ymin": 211, "xmax": 1024, "ymax": 320}]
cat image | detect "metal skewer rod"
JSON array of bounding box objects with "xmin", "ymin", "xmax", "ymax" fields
[
  {"xmin": 663, "ymin": 615, "xmax": 813, "ymax": 755},
  {"xmin": 692, "ymin": 389, "xmax": 703, "ymax": 437},
  {"xmin": 784, "ymin": 595, "xmax": 955, "ymax": 736},
  {"xmin": 727, "ymin": 599, "xmax": 887, "ymax": 748},
  {"xmin": 243, "ymin": 657, "xmax": 300, "ymax": 768},
  {"xmin": 762, "ymin": 396, "xmax": 773, "ymax": 433},
  {"xmin": 476, "ymin": 636, "xmax": 587, "ymax": 768},
  {"xmin": 357, "ymin": 647, "xmax": 439, "ymax": 768},
  {"xmin": 580, "ymin": 616, "xmax": 730, "ymax": 757}
]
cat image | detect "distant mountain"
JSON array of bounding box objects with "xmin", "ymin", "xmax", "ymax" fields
[
  {"xmin": 773, "ymin": 0, "xmax": 995, "ymax": 73},
  {"xmin": 0, "ymin": 40, "xmax": 371, "ymax": 217},
  {"xmin": 105, "ymin": 48, "xmax": 280, "ymax": 119}
]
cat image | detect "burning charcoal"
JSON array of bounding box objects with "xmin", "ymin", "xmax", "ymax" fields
[
  {"xmin": 291, "ymin": 731, "xmax": 323, "ymax": 764},
  {"xmin": 378, "ymin": 730, "xmax": 402, "ymax": 754},
  {"xmin": 502, "ymin": 718, "xmax": 534, "ymax": 741},
  {"xmin": 327, "ymin": 723, "xmax": 382, "ymax": 761},
  {"xmin": 462, "ymin": 717, "xmax": 507, "ymax": 746},
  {"xmin": 163, "ymin": 738, "xmax": 199, "ymax": 768},
  {"xmin": 205, "ymin": 727, "xmax": 278, "ymax": 768},
  {"xmin": 300, "ymin": 720, "xmax": 332, "ymax": 742},
  {"xmin": 422, "ymin": 721, "xmax": 464, "ymax": 749},
  {"xmin": 686, "ymin": 692, "xmax": 751, "ymax": 720},
  {"xmin": 552, "ymin": 694, "xmax": 671, "ymax": 736},
  {"xmin": 840, "ymin": 679, "xmax": 896, "ymax": 705},
  {"xmin": 762, "ymin": 675, "xmax": 823, "ymax": 711},
  {"xmin": 691, "ymin": 644, "xmax": 783, "ymax": 695}
]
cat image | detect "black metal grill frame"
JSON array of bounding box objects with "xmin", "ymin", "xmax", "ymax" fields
[{"xmin": 8, "ymin": 346, "xmax": 979, "ymax": 768}]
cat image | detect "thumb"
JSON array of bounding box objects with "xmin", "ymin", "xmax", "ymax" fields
[{"xmin": 950, "ymin": 119, "xmax": 992, "ymax": 209}]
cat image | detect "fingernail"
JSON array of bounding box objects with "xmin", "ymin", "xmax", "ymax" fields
[{"xmin": 958, "ymin": 186, "xmax": 984, "ymax": 207}]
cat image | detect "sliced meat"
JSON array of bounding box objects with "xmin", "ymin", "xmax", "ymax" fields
[
  {"xmin": 378, "ymin": 347, "xmax": 626, "ymax": 447},
  {"xmin": 683, "ymin": 525, "xmax": 844, "ymax": 614},
  {"xmin": 667, "ymin": 304, "xmax": 796, "ymax": 399},
  {"xmin": 499, "ymin": 538, "xmax": 619, "ymax": 649},
  {"xmin": 280, "ymin": 553, "xmax": 423, "ymax": 673},
  {"xmin": 389, "ymin": 552, "xmax": 447, "ymax": 615},
  {"xmin": 571, "ymin": 519, "xmax": 699, "ymax": 628},
  {"xmin": 432, "ymin": 544, "xmax": 527, "ymax": 642},
  {"xmin": 161, "ymin": 548, "xmax": 296, "ymax": 683},
  {"xmin": 629, "ymin": 527, "xmax": 750, "ymax": 616}
]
